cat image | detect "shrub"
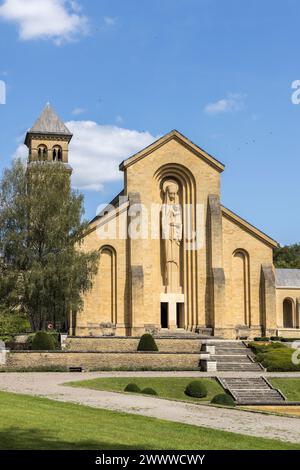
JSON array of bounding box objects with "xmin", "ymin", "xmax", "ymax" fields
[
  {"xmin": 0, "ymin": 308, "xmax": 31, "ymax": 336},
  {"xmin": 31, "ymin": 331, "xmax": 55, "ymax": 351},
  {"xmin": 270, "ymin": 336, "xmax": 283, "ymax": 342},
  {"xmin": 185, "ymin": 381, "xmax": 207, "ymax": 398},
  {"xmin": 142, "ymin": 387, "xmax": 157, "ymax": 396},
  {"xmin": 26, "ymin": 333, "xmax": 35, "ymax": 347},
  {"xmin": 124, "ymin": 383, "xmax": 141, "ymax": 393},
  {"xmin": 249, "ymin": 341, "xmax": 286, "ymax": 355},
  {"xmin": 137, "ymin": 334, "xmax": 158, "ymax": 352},
  {"xmin": 250, "ymin": 341, "xmax": 300, "ymax": 372},
  {"xmin": 254, "ymin": 337, "xmax": 270, "ymax": 342},
  {"xmin": 49, "ymin": 331, "xmax": 60, "ymax": 349},
  {"xmin": 211, "ymin": 393, "xmax": 235, "ymax": 407},
  {"xmin": 0, "ymin": 335, "xmax": 13, "ymax": 343}
]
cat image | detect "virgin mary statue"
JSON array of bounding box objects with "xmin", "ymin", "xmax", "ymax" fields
[{"xmin": 162, "ymin": 181, "xmax": 182, "ymax": 293}]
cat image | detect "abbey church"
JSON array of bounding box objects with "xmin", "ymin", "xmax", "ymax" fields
[{"xmin": 25, "ymin": 105, "xmax": 300, "ymax": 340}]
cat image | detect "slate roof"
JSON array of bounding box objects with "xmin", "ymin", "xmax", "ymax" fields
[
  {"xmin": 275, "ymin": 269, "xmax": 300, "ymax": 288},
  {"xmin": 25, "ymin": 103, "xmax": 72, "ymax": 145}
]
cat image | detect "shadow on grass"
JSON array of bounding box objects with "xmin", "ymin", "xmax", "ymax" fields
[{"xmin": 0, "ymin": 427, "xmax": 146, "ymax": 450}]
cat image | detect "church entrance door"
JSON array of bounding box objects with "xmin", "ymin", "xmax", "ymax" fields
[{"xmin": 160, "ymin": 303, "xmax": 168, "ymax": 328}]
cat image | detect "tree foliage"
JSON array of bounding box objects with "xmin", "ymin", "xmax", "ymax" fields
[
  {"xmin": 274, "ymin": 244, "xmax": 300, "ymax": 269},
  {"xmin": 0, "ymin": 159, "xmax": 99, "ymax": 331}
]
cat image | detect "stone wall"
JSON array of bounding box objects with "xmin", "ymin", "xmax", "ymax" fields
[
  {"xmin": 3, "ymin": 351, "xmax": 201, "ymax": 371},
  {"xmin": 64, "ymin": 337, "xmax": 202, "ymax": 353}
]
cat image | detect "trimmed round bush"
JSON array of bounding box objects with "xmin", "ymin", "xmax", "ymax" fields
[
  {"xmin": 185, "ymin": 381, "xmax": 207, "ymax": 398},
  {"xmin": 211, "ymin": 393, "xmax": 235, "ymax": 407},
  {"xmin": 137, "ymin": 334, "xmax": 158, "ymax": 352},
  {"xmin": 124, "ymin": 383, "xmax": 141, "ymax": 393},
  {"xmin": 141, "ymin": 387, "xmax": 158, "ymax": 396},
  {"xmin": 31, "ymin": 331, "xmax": 55, "ymax": 351}
]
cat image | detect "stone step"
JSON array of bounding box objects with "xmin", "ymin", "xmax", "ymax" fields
[
  {"xmin": 234, "ymin": 390, "xmax": 281, "ymax": 396},
  {"xmin": 219, "ymin": 377, "xmax": 286, "ymax": 405},
  {"xmin": 217, "ymin": 364, "xmax": 262, "ymax": 371},
  {"xmin": 226, "ymin": 385, "xmax": 270, "ymax": 390},
  {"xmin": 212, "ymin": 355, "xmax": 253, "ymax": 363},
  {"xmin": 214, "ymin": 349, "xmax": 249, "ymax": 354}
]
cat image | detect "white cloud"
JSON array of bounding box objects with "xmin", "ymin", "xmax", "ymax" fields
[
  {"xmin": 103, "ymin": 16, "xmax": 117, "ymax": 27},
  {"xmin": 13, "ymin": 121, "xmax": 158, "ymax": 191},
  {"xmin": 13, "ymin": 142, "xmax": 27, "ymax": 160},
  {"xmin": 116, "ymin": 115, "xmax": 124, "ymax": 124},
  {"xmin": 66, "ymin": 121, "xmax": 157, "ymax": 191},
  {"xmin": 204, "ymin": 93, "xmax": 246, "ymax": 115},
  {"xmin": 0, "ymin": 0, "xmax": 88, "ymax": 44},
  {"xmin": 71, "ymin": 107, "xmax": 86, "ymax": 116}
]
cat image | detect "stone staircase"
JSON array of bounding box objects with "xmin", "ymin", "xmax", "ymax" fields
[
  {"xmin": 209, "ymin": 340, "xmax": 263, "ymax": 372},
  {"xmin": 155, "ymin": 329, "xmax": 210, "ymax": 339},
  {"xmin": 219, "ymin": 377, "xmax": 286, "ymax": 405}
]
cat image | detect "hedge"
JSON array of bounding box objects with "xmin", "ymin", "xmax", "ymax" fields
[
  {"xmin": 185, "ymin": 381, "xmax": 207, "ymax": 398},
  {"xmin": 211, "ymin": 393, "xmax": 235, "ymax": 407},
  {"xmin": 31, "ymin": 332, "xmax": 56, "ymax": 351},
  {"xmin": 137, "ymin": 334, "xmax": 158, "ymax": 352}
]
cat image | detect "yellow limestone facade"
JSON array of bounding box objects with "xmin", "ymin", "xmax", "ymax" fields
[
  {"xmin": 25, "ymin": 107, "xmax": 300, "ymax": 340},
  {"xmin": 73, "ymin": 130, "xmax": 300, "ymax": 339}
]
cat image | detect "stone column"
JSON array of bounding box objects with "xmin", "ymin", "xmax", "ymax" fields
[
  {"xmin": 128, "ymin": 192, "xmax": 145, "ymax": 336},
  {"xmin": 130, "ymin": 265, "xmax": 145, "ymax": 336},
  {"xmin": 207, "ymin": 195, "xmax": 226, "ymax": 335},
  {"xmin": 296, "ymin": 298, "xmax": 300, "ymax": 329},
  {"xmin": 261, "ymin": 264, "xmax": 277, "ymax": 336}
]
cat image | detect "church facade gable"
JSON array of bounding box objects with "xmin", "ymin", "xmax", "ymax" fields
[{"xmin": 24, "ymin": 107, "xmax": 300, "ymax": 339}]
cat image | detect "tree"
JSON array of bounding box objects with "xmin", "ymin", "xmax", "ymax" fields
[
  {"xmin": 0, "ymin": 159, "xmax": 99, "ymax": 331},
  {"xmin": 274, "ymin": 243, "xmax": 300, "ymax": 269}
]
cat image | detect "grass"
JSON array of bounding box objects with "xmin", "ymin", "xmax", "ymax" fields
[
  {"xmin": 269, "ymin": 378, "xmax": 300, "ymax": 401},
  {"xmin": 249, "ymin": 342, "xmax": 300, "ymax": 372},
  {"xmin": 245, "ymin": 406, "xmax": 300, "ymax": 418},
  {"xmin": 66, "ymin": 377, "xmax": 223, "ymax": 403},
  {"xmin": 0, "ymin": 391, "xmax": 298, "ymax": 450}
]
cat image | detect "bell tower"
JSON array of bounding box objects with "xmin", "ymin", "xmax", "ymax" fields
[{"xmin": 24, "ymin": 103, "xmax": 73, "ymax": 174}]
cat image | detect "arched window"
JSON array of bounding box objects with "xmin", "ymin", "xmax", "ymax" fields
[
  {"xmin": 37, "ymin": 145, "xmax": 48, "ymax": 161},
  {"xmin": 52, "ymin": 145, "xmax": 62, "ymax": 162},
  {"xmin": 283, "ymin": 298, "xmax": 294, "ymax": 328}
]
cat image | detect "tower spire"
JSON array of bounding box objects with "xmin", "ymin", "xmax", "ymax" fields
[{"xmin": 25, "ymin": 104, "xmax": 73, "ymax": 174}]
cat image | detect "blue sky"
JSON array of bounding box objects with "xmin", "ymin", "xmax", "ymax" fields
[{"xmin": 0, "ymin": 0, "xmax": 299, "ymax": 245}]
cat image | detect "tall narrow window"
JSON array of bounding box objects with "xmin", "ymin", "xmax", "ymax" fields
[
  {"xmin": 283, "ymin": 298, "xmax": 294, "ymax": 328},
  {"xmin": 52, "ymin": 145, "xmax": 62, "ymax": 162},
  {"xmin": 37, "ymin": 145, "xmax": 48, "ymax": 161}
]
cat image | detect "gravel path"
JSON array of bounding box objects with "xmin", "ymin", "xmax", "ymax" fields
[{"xmin": 0, "ymin": 372, "xmax": 300, "ymax": 444}]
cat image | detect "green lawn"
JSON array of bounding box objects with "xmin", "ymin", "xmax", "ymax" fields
[
  {"xmin": 269, "ymin": 378, "xmax": 300, "ymax": 401},
  {"xmin": 0, "ymin": 391, "xmax": 298, "ymax": 450},
  {"xmin": 66, "ymin": 377, "xmax": 223, "ymax": 403},
  {"xmin": 249, "ymin": 342, "xmax": 300, "ymax": 372}
]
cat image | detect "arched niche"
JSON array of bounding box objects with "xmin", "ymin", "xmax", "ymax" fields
[
  {"xmin": 283, "ymin": 298, "xmax": 294, "ymax": 328},
  {"xmin": 98, "ymin": 245, "xmax": 117, "ymax": 324},
  {"xmin": 154, "ymin": 163, "xmax": 197, "ymax": 329},
  {"xmin": 232, "ymin": 249, "xmax": 250, "ymax": 326}
]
